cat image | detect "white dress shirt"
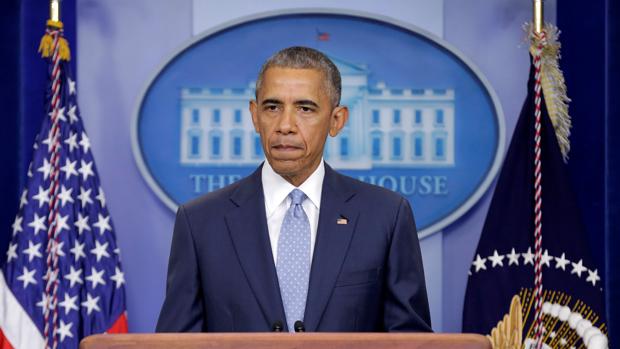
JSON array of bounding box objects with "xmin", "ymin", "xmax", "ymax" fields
[{"xmin": 261, "ymin": 159, "xmax": 324, "ymax": 265}]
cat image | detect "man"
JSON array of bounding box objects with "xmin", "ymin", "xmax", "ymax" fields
[{"xmin": 156, "ymin": 47, "xmax": 431, "ymax": 332}]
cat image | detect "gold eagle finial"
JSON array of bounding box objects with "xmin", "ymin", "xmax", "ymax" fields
[{"xmin": 488, "ymin": 295, "xmax": 523, "ymax": 349}]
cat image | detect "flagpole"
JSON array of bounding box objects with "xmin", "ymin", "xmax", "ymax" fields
[
  {"xmin": 533, "ymin": 0, "xmax": 544, "ymax": 34},
  {"xmin": 50, "ymin": 0, "xmax": 60, "ymax": 23},
  {"xmin": 531, "ymin": 2, "xmax": 545, "ymax": 349}
]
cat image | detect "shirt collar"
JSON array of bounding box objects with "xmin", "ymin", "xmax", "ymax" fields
[{"xmin": 261, "ymin": 159, "xmax": 325, "ymax": 217}]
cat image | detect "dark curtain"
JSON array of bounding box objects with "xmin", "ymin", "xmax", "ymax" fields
[
  {"xmin": 558, "ymin": 0, "xmax": 619, "ymax": 345},
  {"xmin": 0, "ymin": 0, "xmax": 76, "ymax": 265},
  {"xmin": 606, "ymin": 0, "xmax": 619, "ymax": 345}
]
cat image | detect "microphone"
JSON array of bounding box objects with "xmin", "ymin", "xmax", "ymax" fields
[
  {"xmin": 271, "ymin": 320, "xmax": 284, "ymax": 332},
  {"xmin": 294, "ymin": 320, "xmax": 305, "ymax": 332}
]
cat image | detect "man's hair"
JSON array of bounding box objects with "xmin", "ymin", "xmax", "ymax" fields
[{"xmin": 255, "ymin": 46, "xmax": 341, "ymax": 107}]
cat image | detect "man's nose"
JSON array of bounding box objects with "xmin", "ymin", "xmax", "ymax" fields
[{"xmin": 276, "ymin": 106, "xmax": 296, "ymax": 134}]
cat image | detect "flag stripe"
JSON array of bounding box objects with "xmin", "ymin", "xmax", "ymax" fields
[
  {"xmin": 0, "ymin": 272, "xmax": 45, "ymax": 349},
  {"xmin": 107, "ymin": 313, "xmax": 128, "ymax": 334},
  {"xmin": 0, "ymin": 330, "xmax": 15, "ymax": 349}
]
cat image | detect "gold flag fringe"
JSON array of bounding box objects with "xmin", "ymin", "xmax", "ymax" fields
[
  {"xmin": 527, "ymin": 23, "xmax": 571, "ymax": 162},
  {"xmin": 488, "ymin": 296, "xmax": 523, "ymax": 349},
  {"xmin": 38, "ymin": 20, "xmax": 71, "ymax": 61}
]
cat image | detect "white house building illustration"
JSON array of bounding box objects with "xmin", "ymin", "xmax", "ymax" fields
[{"xmin": 179, "ymin": 56, "xmax": 455, "ymax": 169}]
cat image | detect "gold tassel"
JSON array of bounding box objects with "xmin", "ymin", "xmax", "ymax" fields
[
  {"xmin": 57, "ymin": 37, "xmax": 71, "ymax": 61},
  {"xmin": 38, "ymin": 20, "xmax": 71, "ymax": 61},
  {"xmin": 38, "ymin": 34, "xmax": 54, "ymax": 58},
  {"xmin": 528, "ymin": 23, "xmax": 572, "ymax": 162}
]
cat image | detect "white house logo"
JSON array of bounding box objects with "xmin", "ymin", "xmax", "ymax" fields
[
  {"xmin": 180, "ymin": 59, "xmax": 455, "ymax": 169},
  {"xmin": 132, "ymin": 11, "xmax": 504, "ymax": 238}
]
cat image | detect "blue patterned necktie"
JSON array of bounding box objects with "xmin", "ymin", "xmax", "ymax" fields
[{"xmin": 276, "ymin": 189, "xmax": 311, "ymax": 332}]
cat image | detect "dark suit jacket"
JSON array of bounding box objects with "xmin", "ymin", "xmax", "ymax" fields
[{"xmin": 156, "ymin": 164, "xmax": 432, "ymax": 332}]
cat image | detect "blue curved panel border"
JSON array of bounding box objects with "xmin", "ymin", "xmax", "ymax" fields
[{"xmin": 132, "ymin": 10, "xmax": 505, "ymax": 238}]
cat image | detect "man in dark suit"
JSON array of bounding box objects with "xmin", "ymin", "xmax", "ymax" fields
[{"xmin": 156, "ymin": 47, "xmax": 432, "ymax": 332}]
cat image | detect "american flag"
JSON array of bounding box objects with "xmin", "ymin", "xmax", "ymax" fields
[
  {"xmin": 316, "ymin": 29, "xmax": 330, "ymax": 41},
  {"xmin": 0, "ymin": 25, "xmax": 127, "ymax": 349}
]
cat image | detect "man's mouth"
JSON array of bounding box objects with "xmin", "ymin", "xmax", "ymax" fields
[{"xmin": 272, "ymin": 144, "xmax": 303, "ymax": 151}]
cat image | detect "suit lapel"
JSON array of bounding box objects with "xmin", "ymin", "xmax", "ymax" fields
[
  {"xmin": 225, "ymin": 167, "xmax": 287, "ymax": 330},
  {"xmin": 304, "ymin": 165, "xmax": 358, "ymax": 331}
]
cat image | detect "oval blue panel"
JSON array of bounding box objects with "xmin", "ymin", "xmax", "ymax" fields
[{"xmin": 133, "ymin": 12, "xmax": 504, "ymax": 238}]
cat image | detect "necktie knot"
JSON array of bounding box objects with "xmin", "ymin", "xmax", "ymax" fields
[{"xmin": 289, "ymin": 189, "xmax": 306, "ymax": 206}]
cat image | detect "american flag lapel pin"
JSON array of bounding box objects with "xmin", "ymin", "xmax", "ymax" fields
[{"xmin": 336, "ymin": 217, "xmax": 348, "ymax": 225}]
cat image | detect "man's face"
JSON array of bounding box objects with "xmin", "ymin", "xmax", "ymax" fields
[{"xmin": 250, "ymin": 67, "xmax": 348, "ymax": 185}]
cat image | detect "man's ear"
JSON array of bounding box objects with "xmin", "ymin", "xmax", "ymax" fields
[
  {"xmin": 249, "ymin": 100, "xmax": 259, "ymax": 132},
  {"xmin": 329, "ymin": 105, "xmax": 349, "ymax": 137}
]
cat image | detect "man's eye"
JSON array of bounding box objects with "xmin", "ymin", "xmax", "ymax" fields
[
  {"xmin": 299, "ymin": 106, "xmax": 314, "ymax": 113},
  {"xmin": 264, "ymin": 105, "xmax": 279, "ymax": 111}
]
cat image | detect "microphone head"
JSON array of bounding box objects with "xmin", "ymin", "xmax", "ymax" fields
[
  {"xmin": 294, "ymin": 320, "xmax": 305, "ymax": 332},
  {"xmin": 271, "ymin": 320, "xmax": 283, "ymax": 332}
]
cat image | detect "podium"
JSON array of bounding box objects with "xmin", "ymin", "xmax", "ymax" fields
[{"xmin": 80, "ymin": 333, "xmax": 491, "ymax": 349}]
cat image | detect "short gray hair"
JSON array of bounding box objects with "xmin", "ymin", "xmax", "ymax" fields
[{"xmin": 255, "ymin": 46, "xmax": 341, "ymax": 107}]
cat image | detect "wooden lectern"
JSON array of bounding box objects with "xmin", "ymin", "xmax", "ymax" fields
[{"xmin": 80, "ymin": 333, "xmax": 491, "ymax": 349}]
